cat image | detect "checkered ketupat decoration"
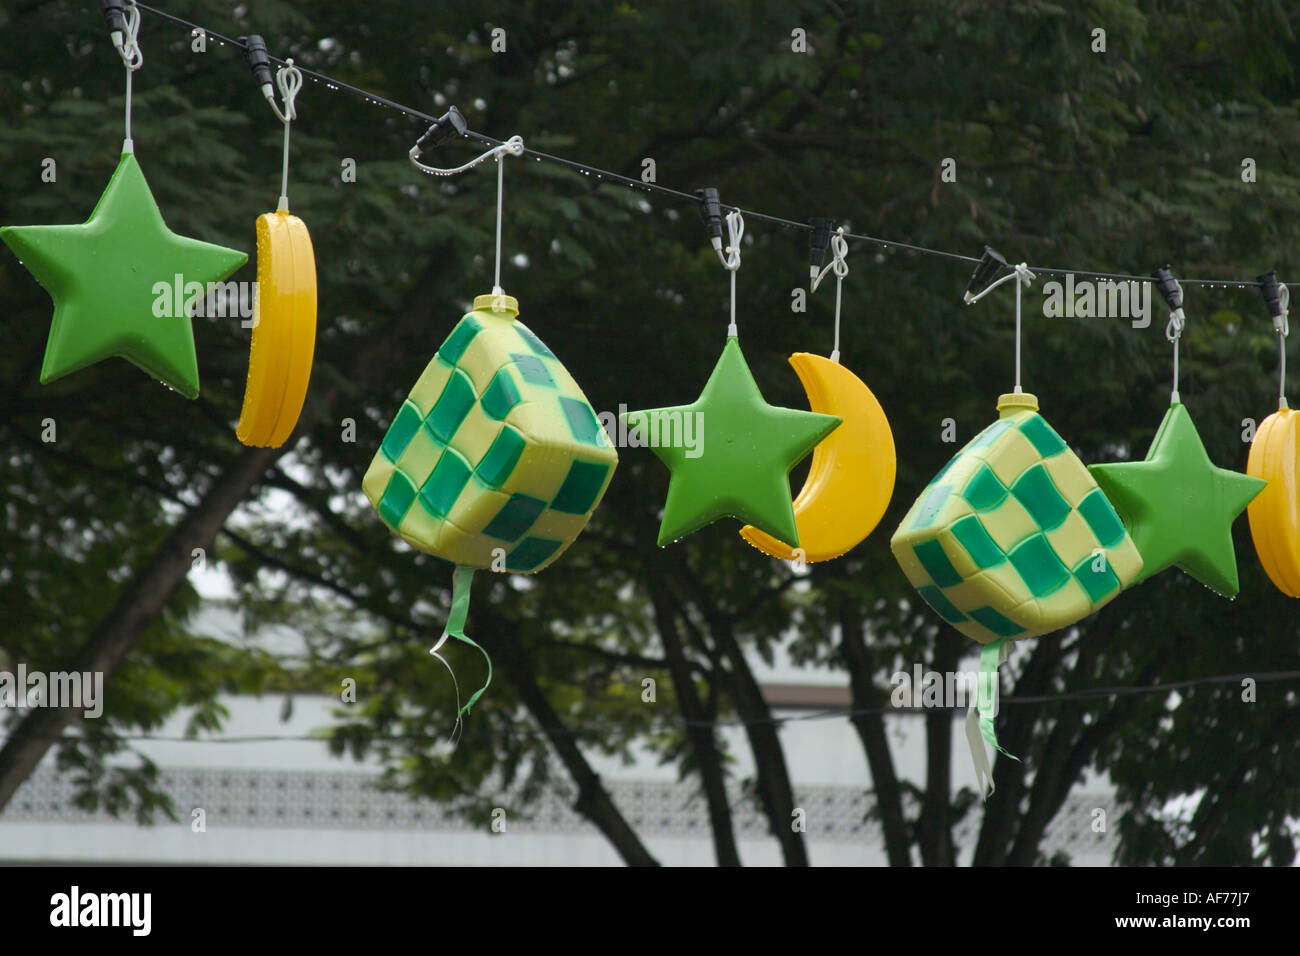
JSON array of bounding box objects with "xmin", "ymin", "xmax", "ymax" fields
[
  {"xmin": 363, "ymin": 293, "xmax": 617, "ymax": 573},
  {"xmin": 891, "ymin": 393, "xmax": 1143, "ymax": 645}
]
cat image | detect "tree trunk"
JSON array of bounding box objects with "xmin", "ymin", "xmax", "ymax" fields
[
  {"xmin": 474, "ymin": 616, "xmax": 660, "ymax": 867},
  {"xmin": 668, "ymin": 558, "xmax": 808, "ymax": 866},
  {"xmin": 837, "ymin": 594, "xmax": 913, "ymax": 866},
  {"xmin": 917, "ymin": 627, "xmax": 961, "ymax": 865},
  {"xmin": 648, "ymin": 580, "xmax": 742, "ymax": 865},
  {"xmin": 0, "ymin": 443, "xmax": 285, "ymax": 811}
]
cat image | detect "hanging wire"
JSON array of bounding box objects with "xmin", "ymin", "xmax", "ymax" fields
[
  {"xmin": 129, "ymin": 2, "xmax": 1292, "ymax": 291},
  {"xmin": 1276, "ymin": 284, "xmax": 1290, "ymax": 409},
  {"xmin": 494, "ymin": 144, "xmax": 510, "ymax": 296},
  {"xmin": 112, "ymin": 1, "xmax": 144, "ymax": 151},
  {"xmin": 1164, "ymin": 282, "xmax": 1186, "ymax": 403},
  {"xmin": 2, "ymin": 665, "xmax": 1299, "ymax": 745},
  {"xmin": 409, "ymin": 134, "xmax": 525, "ymax": 297},
  {"xmin": 812, "ymin": 227, "xmax": 849, "ymax": 362},
  {"xmin": 271, "ymin": 60, "xmax": 302, "ymax": 210},
  {"xmin": 720, "ymin": 210, "xmax": 743, "ymax": 337},
  {"xmin": 964, "ymin": 263, "xmax": 1036, "ymax": 393}
]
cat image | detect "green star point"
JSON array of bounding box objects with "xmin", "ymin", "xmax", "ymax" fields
[
  {"xmin": 622, "ymin": 336, "xmax": 840, "ymax": 547},
  {"xmin": 1, "ymin": 151, "xmax": 248, "ymax": 399},
  {"xmin": 1088, "ymin": 402, "xmax": 1265, "ymax": 597}
]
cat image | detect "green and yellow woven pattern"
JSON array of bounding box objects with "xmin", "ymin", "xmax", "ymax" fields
[
  {"xmin": 362, "ymin": 293, "xmax": 617, "ymax": 573},
  {"xmin": 891, "ymin": 393, "xmax": 1143, "ymax": 644}
]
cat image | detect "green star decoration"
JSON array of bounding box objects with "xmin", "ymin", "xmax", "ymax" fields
[
  {"xmin": 621, "ymin": 336, "xmax": 840, "ymax": 547},
  {"xmin": 0, "ymin": 151, "xmax": 247, "ymax": 399},
  {"xmin": 1088, "ymin": 402, "xmax": 1265, "ymax": 597}
]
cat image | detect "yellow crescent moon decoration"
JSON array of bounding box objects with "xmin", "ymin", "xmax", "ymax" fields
[
  {"xmin": 1247, "ymin": 406, "xmax": 1300, "ymax": 596},
  {"xmin": 740, "ymin": 352, "xmax": 895, "ymax": 561},
  {"xmin": 236, "ymin": 209, "xmax": 317, "ymax": 448}
]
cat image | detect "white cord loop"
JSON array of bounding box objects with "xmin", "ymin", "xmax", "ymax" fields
[
  {"xmin": 117, "ymin": 2, "xmax": 143, "ymax": 152},
  {"xmin": 722, "ymin": 210, "xmax": 744, "ymax": 336},
  {"xmin": 270, "ymin": 60, "xmax": 303, "ymax": 211},
  {"xmin": 267, "ymin": 60, "xmax": 302, "ymax": 124},
  {"xmin": 410, "ymin": 135, "xmax": 524, "ymax": 178},
  {"xmin": 719, "ymin": 209, "xmax": 744, "ymax": 271},
  {"xmin": 1277, "ymin": 284, "xmax": 1290, "ymax": 409},
  {"xmin": 115, "ymin": 2, "xmax": 144, "ymax": 71},
  {"xmin": 811, "ymin": 228, "xmax": 850, "ymax": 362},
  {"xmin": 1163, "ymin": 277, "xmax": 1186, "ymax": 403},
  {"xmin": 811, "ymin": 228, "xmax": 848, "ymax": 292}
]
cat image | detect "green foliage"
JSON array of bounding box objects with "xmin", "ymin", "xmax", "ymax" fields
[{"xmin": 2, "ymin": 0, "xmax": 1299, "ymax": 864}]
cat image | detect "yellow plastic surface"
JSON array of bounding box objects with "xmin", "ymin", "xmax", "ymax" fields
[
  {"xmin": 236, "ymin": 210, "xmax": 317, "ymax": 448},
  {"xmin": 1247, "ymin": 406, "xmax": 1300, "ymax": 596},
  {"xmin": 739, "ymin": 352, "xmax": 896, "ymax": 562}
]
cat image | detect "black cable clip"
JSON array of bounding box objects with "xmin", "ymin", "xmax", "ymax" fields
[
  {"xmin": 1258, "ymin": 270, "xmax": 1289, "ymax": 336},
  {"xmin": 695, "ymin": 187, "xmax": 725, "ymax": 258},
  {"xmin": 240, "ymin": 34, "xmax": 275, "ymax": 91},
  {"xmin": 809, "ymin": 217, "xmax": 834, "ymax": 287},
  {"xmin": 100, "ymin": 0, "xmax": 127, "ymax": 43},
  {"xmin": 964, "ymin": 246, "xmax": 1008, "ymax": 302},
  {"xmin": 1152, "ymin": 265, "xmax": 1184, "ymax": 315},
  {"xmin": 238, "ymin": 35, "xmax": 301, "ymax": 124},
  {"xmin": 412, "ymin": 107, "xmax": 468, "ymax": 158}
]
